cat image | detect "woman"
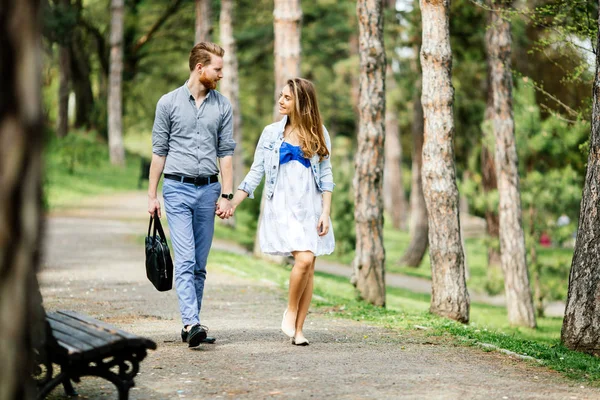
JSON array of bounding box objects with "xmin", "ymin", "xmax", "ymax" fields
[{"xmin": 229, "ymin": 78, "xmax": 335, "ymax": 346}]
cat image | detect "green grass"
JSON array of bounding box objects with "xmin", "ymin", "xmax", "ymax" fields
[
  {"xmin": 213, "ymin": 208, "xmax": 574, "ymax": 301},
  {"xmin": 44, "ymin": 131, "xmax": 144, "ymax": 210},
  {"xmin": 207, "ymin": 250, "xmax": 600, "ymax": 384}
]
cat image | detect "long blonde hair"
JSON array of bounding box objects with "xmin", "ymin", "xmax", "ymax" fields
[{"xmin": 286, "ymin": 78, "xmax": 329, "ymax": 161}]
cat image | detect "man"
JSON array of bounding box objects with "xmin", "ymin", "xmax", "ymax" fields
[{"xmin": 148, "ymin": 42, "xmax": 235, "ymax": 348}]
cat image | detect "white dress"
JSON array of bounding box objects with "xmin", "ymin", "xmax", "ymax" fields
[{"xmin": 260, "ymin": 142, "xmax": 335, "ymax": 257}]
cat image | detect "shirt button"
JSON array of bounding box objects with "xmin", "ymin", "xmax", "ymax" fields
[{"xmin": 273, "ymin": 166, "xmax": 276, "ymax": 169}]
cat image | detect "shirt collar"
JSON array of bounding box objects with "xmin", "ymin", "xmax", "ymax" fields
[
  {"xmin": 276, "ymin": 115, "xmax": 288, "ymax": 139},
  {"xmin": 183, "ymin": 80, "xmax": 212, "ymax": 101}
]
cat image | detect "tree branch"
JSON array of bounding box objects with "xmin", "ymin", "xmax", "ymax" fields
[
  {"xmin": 79, "ymin": 17, "xmax": 109, "ymax": 76},
  {"xmin": 132, "ymin": 0, "xmax": 184, "ymax": 55}
]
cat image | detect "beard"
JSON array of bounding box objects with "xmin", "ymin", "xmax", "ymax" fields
[{"xmin": 199, "ymin": 71, "xmax": 218, "ymax": 90}]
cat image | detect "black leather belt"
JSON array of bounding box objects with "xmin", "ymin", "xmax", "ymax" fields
[{"xmin": 164, "ymin": 174, "xmax": 219, "ymax": 186}]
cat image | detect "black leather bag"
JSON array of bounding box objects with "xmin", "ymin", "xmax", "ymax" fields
[{"xmin": 145, "ymin": 214, "xmax": 174, "ymax": 291}]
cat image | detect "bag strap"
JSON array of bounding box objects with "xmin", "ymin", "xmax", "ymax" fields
[
  {"xmin": 153, "ymin": 214, "xmax": 168, "ymax": 242},
  {"xmin": 148, "ymin": 215, "xmax": 154, "ymax": 237}
]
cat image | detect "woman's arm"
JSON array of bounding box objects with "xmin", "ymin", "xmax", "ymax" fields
[
  {"xmin": 237, "ymin": 128, "xmax": 269, "ymax": 199},
  {"xmin": 318, "ymin": 191, "xmax": 332, "ymax": 236}
]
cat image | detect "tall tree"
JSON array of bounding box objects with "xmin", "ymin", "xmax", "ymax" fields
[
  {"xmin": 220, "ymin": 0, "xmax": 243, "ymax": 225},
  {"xmin": 0, "ymin": 0, "xmax": 46, "ymax": 398},
  {"xmin": 108, "ymin": 0, "xmax": 125, "ymax": 166},
  {"xmin": 561, "ymin": 0, "xmax": 600, "ymax": 355},
  {"xmin": 400, "ymin": 40, "xmax": 429, "ymax": 268},
  {"xmin": 254, "ymin": 0, "xmax": 302, "ymax": 257},
  {"xmin": 195, "ymin": 0, "xmax": 211, "ymax": 44},
  {"xmin": 420, "ymin": 0, "xmax": 469, "ymax": 322},
  {"xmin": 481, "ymin": 91, "xmax": 500, "ymax": 268},
  {"xmin": 56, "ymin": 0, "xmax": 71, "ymax": 138},
  {"xmin": 383, "ymin": 65, "xmax": 407, "ymax": 230},
  {"xmin": 272, "ymin": 0, "xmax": 302, "ymax": 119},
  {"xmin": 352, "ymin": 0, "xmax": 386, "ymax": 306},
  {"xmin": 487, "ymin": 0, "xmax": 536, "ymax": 328}
]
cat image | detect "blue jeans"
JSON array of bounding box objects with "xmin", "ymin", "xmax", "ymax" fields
[{"xmin": 163, "ymin": 179, "xmax": 221, "ymax": 327}]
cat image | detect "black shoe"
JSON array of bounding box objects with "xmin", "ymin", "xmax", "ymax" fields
[
  {"xmin": 181, "ymin": 326, "xmax": 216, "ymax": 344},
  {"xmin": 185, "ymin": 325, "xmax": 208, "ymax": 347},
  {"xmin": 181, "ymin": 328, "xmax": 216, "ymax": 344}
]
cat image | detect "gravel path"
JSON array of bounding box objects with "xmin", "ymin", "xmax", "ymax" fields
[{"xmin": 39, "ymin": 192, "xmax": 599, "ymax": 399}]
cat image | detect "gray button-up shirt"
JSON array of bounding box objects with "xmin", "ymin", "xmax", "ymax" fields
[{"xmin": 152, "ymin": 82, "xmax": 236, "ymax": 177}]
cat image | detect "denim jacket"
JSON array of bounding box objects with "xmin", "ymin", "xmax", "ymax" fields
[{"xmin": 238, "ymin": 116, "xmax": 335, "ymax": 199}]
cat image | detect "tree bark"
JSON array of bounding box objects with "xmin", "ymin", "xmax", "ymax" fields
[
  {"xmin": 0, "ymin": 0, "xmax": 46, "ymax": 398},
  {"xmin": 420, "ymin": 0, "xmax": 469, "ymax": 323},
  {"xmin": 108, "ymin": 0, "xmax": 125, "ymax": 166},
  {"xmin": 195, "ymin": 0, "xmax": 211, "ymax": 44},
  {"xmin": 482, "ymin": 5, "xmax": 501, "ymax": 270},
  {"xmin": 254, "ymin": 0, "xmax": 302, "ymax": 258},
  {"xmin": 70, "ymin": 36, "xmax": 94, "ymax": 130},
  {"xmin": 220, "ymin": 0, "xmax": 243, "ymax": 188},
  {"xmin": 487, "ymin": 0, "xmax": 536, "ymax": 328},
  {"xmin": 272, "ymin": 0, "xmax": 302, "ymax": 120},
  {"xmin": 384, "ymin": 65, "xmax": 407, "ymax": 230},
  {"xmin": 561, "ymin": 0, "xmax": 600, "ymax": 354},
  {"xmin": 219, "ymin": 0, "xmax": 243, "ymax": 227},
  {"xmin": 57, "ymin": 1, "xmax": 71, "ymax": 139},
  {"xmin": 401, "ymin": 55, "xmax": 429, "ymax": 268},
  {"xmin": 351, "ymin": 0, "xmax": 386, "ymax": 307}
]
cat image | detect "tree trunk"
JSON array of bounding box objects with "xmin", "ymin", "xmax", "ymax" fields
[
  {"xmin": 219, "ymin": 0, "xmax": 243, "ymax": 227},
  {"xmin": 195, "ymin": 0, "xmax": 212, "ymax": 44},
  {"xmin": 487, "ymin": 0, "xmax": 536, "ymax": 328},
  {"xmin": 561, "ymin": 1, "xmax": 600, "ymax": 354},
  {"xmin": 420, "ymin": 0, "xmax": 469, "ymax": 323},
  {"xmin": 401, "ymin": 62, "xmax": 429, "ymax": 267},
  {"xmin": 220, "ymin": 0, "xmax": 243, "ymax": 188},
  {"xmin": 70, "ymin": 37, "xmax": 94, "ymax": 130},
  {"xmin": 482, "ymin": 7, "xmax": 501, "ymax": 270},
  {"xmin": 384, "ymin": 65, "xmax": 407, "ymax": 230},
  {"xmin": 272, "ymin": 0, "xmax": 302, "ymax": 119},
  {"xmin": 254, "ymin": 0, "xmax": 302, "ymax": 258},
  {"xmin": 57, "ymin": 20, "xmax": 71, "ymax": 138},
  {"xmin": 0, "ymin": 1, "xmax": 46, "ymax": 398},
  {"xmin": 351, "ymin": 0, "xmax": 386, "ymax": 307},
  {"xmin": 108, "ymin": 0, "xmax": 125, "ymax": 166}
]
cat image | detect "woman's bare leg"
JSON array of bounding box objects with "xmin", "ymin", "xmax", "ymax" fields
[
  {"xmin": 294, "ymin": 257, "xmax": 316, "ymax": 343},
  {"xmin": 282, "ymin": 251, "xmax": 315, "ymax": 336}
]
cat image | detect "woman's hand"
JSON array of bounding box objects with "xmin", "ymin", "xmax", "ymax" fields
[{"xmin": 317, "ymin": 213, "xmax": 330, "ymax": 236}]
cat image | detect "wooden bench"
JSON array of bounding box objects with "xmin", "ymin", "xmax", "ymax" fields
[{"xmin": 34, "ymin": 310, "xmax": 157, "ymax": 400}]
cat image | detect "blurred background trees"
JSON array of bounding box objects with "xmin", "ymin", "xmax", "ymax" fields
[{"xmin": 39, "ymin": 0, "xmax": 598, "ymax": 331}]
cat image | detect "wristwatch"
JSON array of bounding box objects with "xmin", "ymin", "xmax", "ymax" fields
[{"xmin": 221, "ymin": 193, "xmax": 233, "ymax": 200}]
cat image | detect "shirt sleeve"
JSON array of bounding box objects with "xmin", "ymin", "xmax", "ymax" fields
[
  {"xmin": 152, "ymin": 96, "xmax": 171, "ymax": 157},
  {"xmin": 217, "ymin": 101, "xmax": 236, "ymax": 158}
]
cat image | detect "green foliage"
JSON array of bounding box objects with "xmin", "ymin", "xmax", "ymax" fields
[
  {"xmin": 44, "ymin": 129, "xmax": 139, "ymax": 210},
  {"xmin": 330, "ymin": 136, "xmax": 356, "ymax": 256},
  {"xmin": 47, "ymin": 129, "xmax": 106, "ymax": 175}
]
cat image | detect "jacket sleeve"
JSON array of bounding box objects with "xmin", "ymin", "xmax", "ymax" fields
[
  {"xmin": 319, "ymin": 126, "xmax": 335, "ymax": 192},
  {"xmin": 237, "ymin": 127, "xmax": 268, "ymax": 199}
]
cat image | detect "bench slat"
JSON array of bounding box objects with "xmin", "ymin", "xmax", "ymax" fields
[
  {"xmin": 53, "ymin": 311, "xmax": 157, "ymax": 349},
  {"xmin": 50, "ymin": 329, "xmax": 97, "ymax": 359},
  {"xmin": 47, "ymin": 317, "xmax": 119, "ymax": 350},
  {"xmin": 56, "ymin": 310, "xmax": 144, "ymax": 342},
  {"xmin": 48, "ymin": 313, "xmax": 128, "ymax": 345}
]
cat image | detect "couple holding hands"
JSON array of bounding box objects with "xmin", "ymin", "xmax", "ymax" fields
[{"xmin": 147, "ymin": 42, "xmax": 335, "ymax": 348}]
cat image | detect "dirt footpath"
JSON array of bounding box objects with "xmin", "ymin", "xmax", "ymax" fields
[{"xmin": 40, "ymin": 193, "xmax": 600, "ymax": 399}]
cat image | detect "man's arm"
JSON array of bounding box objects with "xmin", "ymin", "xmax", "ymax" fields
[
  {"xmin": 148, "ymin": 154, "xmax": 166, "ymax": 217},
  {"xmin": 216, "ymin": 155, "xmax": 233, "ymax": 217}
]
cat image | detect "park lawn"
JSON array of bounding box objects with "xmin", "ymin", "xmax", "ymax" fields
[
  {"xmin": 214, "ymin": 208, "xmax": 574, "ymax": 302},
  {"xmin": 207, "ymin": 250, "xmax": 600, "ymax": 384},
  {"xmin": 44, "ymin": 132, "xmax": 143, "ymax": 210}
]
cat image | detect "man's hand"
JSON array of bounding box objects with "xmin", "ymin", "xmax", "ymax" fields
[
  {"xmin": 148, "ymin": 196, "xmax": 162, "ymax": 218},
  {"xmin": 216, "ymin": 198, "xmax": 234, "ymax": 219}
]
